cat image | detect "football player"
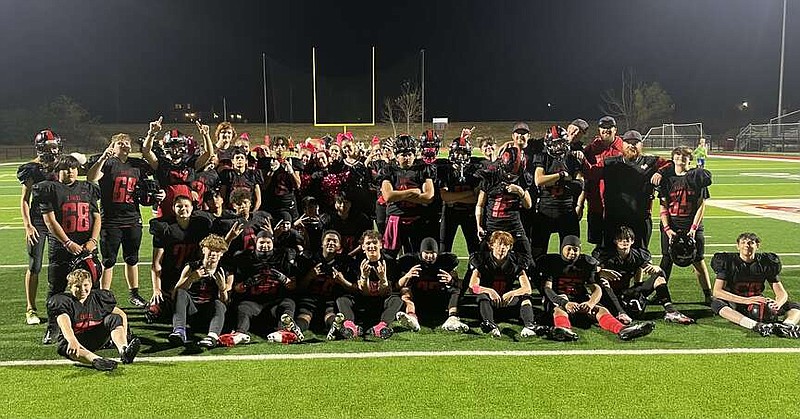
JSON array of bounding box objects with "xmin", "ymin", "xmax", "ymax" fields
[
  {"xmin": 530, "ymin": 125, "xmax": 584, "ymax": 258},
  {"xmin": 397, "ymin": 237, "xmax": 466, "ymax": 332},
  {"xmin": 226, "ymin": 230, "xmax": 303, "ymax": 345},
  {"xmin": 169, "ymin": 234, "xmax": 232, "ymax": 348},
  {"xmin": 219, "ymin": 146, "xmax": 263, "ymax": 211},
  {"xmin": 259, "ymin": 136, "xmax": 302, "ymax": 222},
  {"xmin": 710, "ymin": 232, "xmax": 800, "ymax": 338},
  {"xmin": 49, "ymin": 269, "xmax": 140, "ymax": 371},
  {"xmin": 19, "ymin": 129, "xmax": 60, "ymax": 325},
  {"xmin": 467, "ymin": 231, "xmax": 538, "ymax": 338},
  {"xmin": 36, "ymin": 155, "xmax": 102, "ymax": 344},
  {"xmin": 320, "ymin": 192, "xmax": 373, "ymax": 256},
  {"xmin": 594, "ymin": 226, "xmax": 695, "ymax": 325},
  {"xmin": 212, "ymin": 121, "xmax": 237, "ymax": 170},
  {"xmin": 658, "ymin": 146, "xmax": 713, "ymax": 304},
  {"xmin": 211, "ymin": 188, "xmax": 272, "ymax": 257},
  {"xmin": 86, "ymin": 133, "xmax": 153, "ymax": 306},
  {"xmin": 379, "ymin": 135, "xmax": 435, "ymax": 257},
  {"xmin": 538, "ymin": 235, "xmax": 655, "ymax": 341},
  {"xmin": 329, "ymin": 231, "xmax": 403, "ymax": 340},
  {"xmin": 438, "ymin": 129, "xmax": 482, "ymax": 255}
]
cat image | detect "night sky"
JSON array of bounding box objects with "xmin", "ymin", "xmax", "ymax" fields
[{"xmin": 0, "ymin": 0, "xmax": 797, "ymax": 129}]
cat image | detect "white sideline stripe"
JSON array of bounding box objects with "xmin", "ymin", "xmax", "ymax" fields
[
  {"xmin": 710, "ymin": 155, "xmax": 800, "ymax": 163},
  {"xmin": 5, "ymin": 347, "xmax": 800, "ymax": 367}
]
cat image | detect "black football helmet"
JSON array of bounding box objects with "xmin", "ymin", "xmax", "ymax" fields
[
  {"xmin": 498, "ymin": 145, "xmax": 523, "ymax": 182},
  {"xmin": 544, "ymin": 125, "xmax": 569, "ymax": 158},
  {"xmin": 448, "ymin": 136, "xmax": 472, "ymax": 166},
  {"xmin": 419, "ymin": 129, "xmax": 441, "ymax": 164},
  {"xmin": 69, "ymin": 252, "xmax": 103, "ymax": 286},
  {"xmin": 746, "ymin": 301, "xmax": 779, "ymax": 323},
  {"xmin": 34, "ymin": 129, "xmax": 63, "ymax": 164},
  {"xmin": 393, "ymin": 135, "xmax": 417, "ymax": 156},
  {"xmin": 162, "ymin": 129, "xmax": 191, "ymax": 164},
  {"xmin": 134, "ymin": 178, "xmax": 160, "ymax": 206},
  {"xmin": 669, "ymin": 231, "xmax": 697, "ymax": 267}
]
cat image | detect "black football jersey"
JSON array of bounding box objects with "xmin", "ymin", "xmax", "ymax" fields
[
  {"xmin": 35, "ymin": 180, "xmax": 101, "ymax": 245},
  {"xmin": 296, "ymin": 251, "xmax": 353, "ymax": 299},
  {"xmin": 232, "ymin": 248, "xmax": 295, "ymax": 302},
  {"xmin": 469, "ymin": 251, "xmax": 530, "ymax": 294},
  {"xmin": 351, "ymin": 252, "xmax": 400, "ymax": 296},
  {"xmin": 532, "ymin": 152, "xmax": 582, "ymax": 214},
  {"xmin": 219, "ymin": 167, "xmax": 264, "ymax": 207},
  {"xmin": 212, "ymin": 210, "xmax": 271, "ymax": 255},
  {"xmin": 258, "ymin": 157, "xmax": 301, "ymax": 208},
  {"xmin": 438, "ymin": 159, "xmax": 482, "ymax": 211},
  {"xmin": 538, "ymin": 254, "xmax": 598, "ymax": 297},
  {"xmin": 191, "ymin": 168, "xmax": 220, "ymax": 202},
  {"xmin": 592, "ymin": 247, "xmax": 652, "ymax": 292},
  {"xmin": 150, "ymin": 212, "xmax": 213, "ymax": 289},
  {"xmin": 18, "ymin": 162, "xmax": 57, "ymax": 227},
  {"xmin": 47, "ymin": 289, "xmax": 116, "ymax": 334},
  {"xmin": 379, "ymin": 163, "xmax": 435, "ymax": 217},
  {"xmin": 603, "ymin": 155, "xmax": 666, "ymax": 217},
  {"xmin": 319, "ymin": 212, "xmax": 373, "ymax": 254},
  {"xmin": 399, "ymin": 252, "xmax": 459, "ymax": 293},
  {"xmin": 97, "ymin": 157, "xmax": 151, "ymax": 227},
  {"xmin": 658, "ymin": 168, "xmax": 711, "ymax": 229},
  {"xmin": 184, "ymin": 260, "xmax": 225, "ymax": 304},
  {"xmin": 711, "ymin": 252, "xmax": 781, "ymax": 297}
]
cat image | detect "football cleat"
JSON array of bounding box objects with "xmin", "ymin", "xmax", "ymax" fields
[
  {"xmin": 479, "ymin": 320, "xmax": 501, "ymax": 338},
  {"xmin": 664, "ymin": 311, "xmax": 696, "ymax": 325},
  {"xmin": 773, "ymin": 323, "xmax": 800, "ymax": 339},
  {"xmin": 326, "ymin": 313, "xmax": 345, "ymax": 341},
  {"xmin": 396, "ymin": 312, "xmax": 421, "ymax": 332},
  {"xmin": 267, "ymin": 330, "xmax": 299, "ymax": 344},
  {"xmin": 280, "ymin": 314, "xmax": 305, "ymax": 342},
  {"xmin": 341, "ymin": 320, "xmax": 362, "ymax": 340},
  {"xmin": 120, "ymin": 337, "xmax": 141, "ymax": 364},
  {"xmin": 520, "ymin": 326, "xmax": 538, "ymax": 338},
  {"xmin": 128, "ymin": 293, "xmax": 148, "ymax": 308},
  {"xmin": 618, "ymin": 321, "xmax": 655, "ymax": 341},
  {"xmin": 368, "ymin": 323, "xmax": 394, "ymax": 339},
  {"xmin": 25, "ymin": 309, "xmax": 41, "ymax": 325},
  {"xmin": 198, "ymin": 335, "xmax": 219, "ymax": 349},
  {"xmin": 91, "ymin": 357, "xmax": 118, "ymax": 372},
  {"xmin": 549, "ymin": 326, "xmax": 579, "ymax": 342},
  {"xmin": 441, "ymin": 315, "xmax": 469, "ymax": 333},
  {"xmin": 42, "ymin": 326, "xmax": 59, "ymax": 345},
  {"xmin": 752, "ymin": 322, "xmax": 774, "ymax": 337},
  {"xmin": 168, "ymin": 327, "xmax": 190, "ymax": 346}
]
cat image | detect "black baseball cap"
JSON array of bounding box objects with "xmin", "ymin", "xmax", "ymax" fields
[
  {"xmin": 598, "ymin": 116, "xmax": 616, "ymax": 129},
  {"xmin": 512, "ymin": 122, "xmax": 530, "ymax": 134},
  {"xmin": 622, "ymin": 130, "xmax": 642, "ymax": 143},
  {"xmin": 570, "ymin": 119, "xmax": 589, "ymax": 133}
]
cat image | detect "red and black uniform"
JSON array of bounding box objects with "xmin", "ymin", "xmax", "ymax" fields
[
  {"xmin": 710, "ymin": 252, "xmax": 800, "ymax": 317},
  {"xmin": 48, "ymin": 289, "xmax": 122, "ymax": 358},
  {"xmin": 476, "ymin": 167, "xmax": 532, "ymax": 256},
  {"xmin": 172, "ymin": 260, "xmax": 227, "ymax": 337},
  {"xmin": 319, "ymin": 212, "xmax": 373, "ymax": 255},
  {"xmin": 538, "ymin": 253, "xmax": 599, "ymax": 315},
  {"xmin": 658, "ymin": 167, "xmax": 712, "ymax": 278},
  {"xmin": 149, "ymin": 213, "xmax": 213, "ymax": 295},
  {"xmin": 468, "ymin": 251, "xmax": 535, "ymax": 327},
  {"xmin": 18, "ymin": 162, "xmax": 57, "ymax": 274},
  {"xmin": 212, "ymin": 209, "xmax": 272, "ymax": 262},
  {"xmin": 295, "ymin": 251, "xmax": 353, "ymax": 330},
  {"xmin": 379, "ymin": 163, "xmax": 435, "ymax": 256},
  {"xmin": 369, "ymin": 160, "xmax": 391, "ymax": 234},
  {"xmin": 258, "ymin": 156, "xmax": 302, "ymax": 222},
  {"xmin": 582, "ymin": 136, "xmax": 623, "ymax": 244},
  {"xmin": 191, "ymin": 168, "xmax": 220, "ymax": 204},
  {"xmin": 231, "ymin": 248, "xmax": 296, "ymax": 334},
  {"xmin": 437, "ymin": 158, "xmax": 482, "ymax": 254},
  {"xmin": 530, "ymin": 151, "xmax": 583, "ymax": 257},
  {"xmin": 96, "ymin": 157, "xmax": 151, "ymax": 269},
  {"xmin": 336, "ymin": 253, "xmax": 403, "ymax": 327},
  {"xmin": 153, "ymin": 155, "xmax": 198, "ymax": 218},
  {"xmin": 592, "ymin": 246, "xmax": 664, "ymax": 317},
  {"xmin": 398, "ymin": 252, "xmax": 460, "ymax": 324},
  {"xmin": 218, "ymin": 167, "xmax": 264, "ymax": 210},
  {"xmin": 35, "ymin": 180, "xmax": 101, "ymax": 296},
  {"xmin": 603, "ymin": 155, "xmax": 670, "ymax": 250}
]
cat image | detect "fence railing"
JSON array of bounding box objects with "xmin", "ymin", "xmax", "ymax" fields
[{"xmin": 735, "ymin": 123, "xmax": 800, "ymax": 152}]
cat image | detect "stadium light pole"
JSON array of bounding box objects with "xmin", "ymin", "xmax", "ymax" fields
[
  {"xmin": 776, "ymin": 0, "xmax": 787, "ymax": 126},
  {"xmin": 262, "ymin": 53, "xmax": 269, "ymax": 135},
  {"xmin": 421, "ymin": 49, "xmax": 425, "ymax": 131}
]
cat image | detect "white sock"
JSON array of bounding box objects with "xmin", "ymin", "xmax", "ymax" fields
[{"xmin": 739, "ymin": 317, "xmax": 757, "ymax": 329}]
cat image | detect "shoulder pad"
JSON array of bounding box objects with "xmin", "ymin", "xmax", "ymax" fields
[
  {"xmin": 687, "ymin": 168, "xmax": 713, "ymax": 188},
  {"xmin": 17, "ymin": 162, "xmax": 41, "ymax": 184},
  {"xmin": 438, "ymin": 253, "xmax": 460, "ymax": 271},
  {"xmin": 710, "ymin": 252, "xmax": 733, "ymax": 276},
  {"xmin": 581, "ymin": 254, "xmax": 599, "ymax": 267},
  {"xmin": 759, "ymin": 252, "xmax": 782, "ymax": 277}
]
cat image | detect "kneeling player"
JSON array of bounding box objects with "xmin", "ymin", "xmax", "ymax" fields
[
  {"xmin": 169, "ymin": 234, "xmax": 232, "ymax": 348},
  {"xmin": 397, "ymin": 237, "xmax": 466, "ymax": 332},
  {"xmin": 539, "ymin": 235, "xmax": 655, "ymax": 341},
  {"xmin": 49, "ymin": 269, "xmax": 140, "ymax": 371},
  {"xmin": 468, "ymin": 231, "xmax": 538, "ymax": 338},
  {"xmin": 710, "ymin": 232, "xmax": 800, "ymax": 338},
  {"xmin": 594, "ymin": 226, "xmax": 694, "ymax": 325}
]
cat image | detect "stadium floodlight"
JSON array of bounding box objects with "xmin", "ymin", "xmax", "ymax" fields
[{"xmin": 312, "ymin": 46, "xmax": 376, "ymax": 132}]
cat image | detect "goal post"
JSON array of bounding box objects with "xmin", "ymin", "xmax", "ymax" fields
[{"xmin": 312, "ymin": 46, "xmax": 376, "ymax": 131}]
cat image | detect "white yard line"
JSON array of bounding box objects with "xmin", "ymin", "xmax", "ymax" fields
[{"xmin": 4, "ymin": 347, "xmax": 800, "ymax": 367}]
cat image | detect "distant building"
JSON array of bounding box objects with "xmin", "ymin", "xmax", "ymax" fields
[{"xmin": 168, "ymin": 103, "xmax": 247, "ymax": 123}]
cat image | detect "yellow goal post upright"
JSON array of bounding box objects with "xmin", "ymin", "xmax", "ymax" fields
[{"xmin": 312, "ymin": 46, "xmax": 376, "ymax": 134}]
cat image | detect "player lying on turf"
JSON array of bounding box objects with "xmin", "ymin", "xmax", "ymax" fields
[
  {"xmin": 49, "ymin": 269, "xmax": 140, "ymax": 371},
  {"xmin": 710, "ymin": 232, "xmax": 800, "ymax": 338},
  {"xmin": 539, "ymin": 235, "xmax": 655, "ymax": 341},
  {"xmin": 594, "ymin": 226, "xmax": 695, "ymax": 325}
]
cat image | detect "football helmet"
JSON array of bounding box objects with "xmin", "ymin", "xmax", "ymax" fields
[
  {"xmin": 69, "ymin": 252, "xmax": 103, "ymax": 286},
  {"xmin": 448, "ymin": 136, "xmax": 472, "ymax": 166},
  {"xmin": 162, "ymin": 129, "xmax": 191, "ymax": 164},
  {"xmin": 498, "ymin": 145, "xmax": 522, "ymax": 182},
  {"xmin": 669, "ymin": 231, "xmax": 697, "ymax": 267},
  {"xmin": 746, "ymin": 301, "xmax": 779, "ymax": 323},
  {"xmin": 419, "ymin": 129, "xmax": 441, "ymax": 164},
  {"xmin": 393, "ymin": 134, "xmax": 417, "ymax": 156},
  {"xmin": 34, "ymin": 129, "xmax": 63, "ymax": 164},
  {"xmin": 544, "ymin": 125, "xmax": 569, "ymax": 158},
  {"xmin": 133, "ymin": 178, "xmax": 160, "ymax": 206}
]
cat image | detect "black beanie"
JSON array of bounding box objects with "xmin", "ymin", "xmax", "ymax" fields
[
  {"xmin": 561, "ymin": 235, "xmax": 581, "ymax": 249},
  {"xmin": 420, "ymin": 237, "xmax": 438, "ymax": 253}
]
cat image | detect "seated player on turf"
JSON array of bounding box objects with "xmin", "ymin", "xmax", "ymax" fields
[
  {"xmin": 223, "ymin": 230, "xmax": 303, "ymax": 346},
  {"xmin": 710, "ymin": 232, "xmax": 800, "ymax": 338},
  {"xmin": 49, "ymin": 269, "xmax": 140, "ymax": 371},
  {"xmin": 538, "ymin": 235, "xmax": 655, "ymax": 341},
  {"xmin": 294, "ymin": 230, "xmax": 354, "ymax": 340},
  {"xmin": 467, "ymin": 231, "xmax": 539, "ymax": 338},
  {"xmin": 329, "ymin": 230, "xmax": 403, "ymax": 340},
  {"xmin": 169, "ymin": 234, "xmax": 232, "ymax": 348},
  {"xmin": 396, "ymin": 237, "xmax": 466, "ymax": 332},
  {"xmin": 594, "ymin": 226, "xmax": 694, "ymax": 325}
]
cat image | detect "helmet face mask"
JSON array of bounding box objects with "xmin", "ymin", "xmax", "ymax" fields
[
  {"xmin": 419, "ymin": 130, "xmax": 441, "ymax": 164},
  {"xmin": 498, "ymin": 145, "xmax": 521, "ymax": 182},
  {"xmin": 34, "ymin": 129, "xmax": 63, "ymax": 164},
  {"xmin": 448, "ymin": 137, "xmax": 472, "ymax": 167},
  {"xmin": 162, "ymin": 130, "xmax": 190, "ymax": 164},
  {"xmin": 669, "ymin": 231, "xmax": 697, "ymax": 267},
  {"xmin": 545, "ymin": 125, "xmax": 569, "ymax": 158},
  {"xmin": 393, "ymin": 135, "xmax": 417, "ymax": 158}
]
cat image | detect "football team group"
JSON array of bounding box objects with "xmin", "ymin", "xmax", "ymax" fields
[{"xmin": 18, "ymin": 115, "xmax": 800, "ymax": 371}]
